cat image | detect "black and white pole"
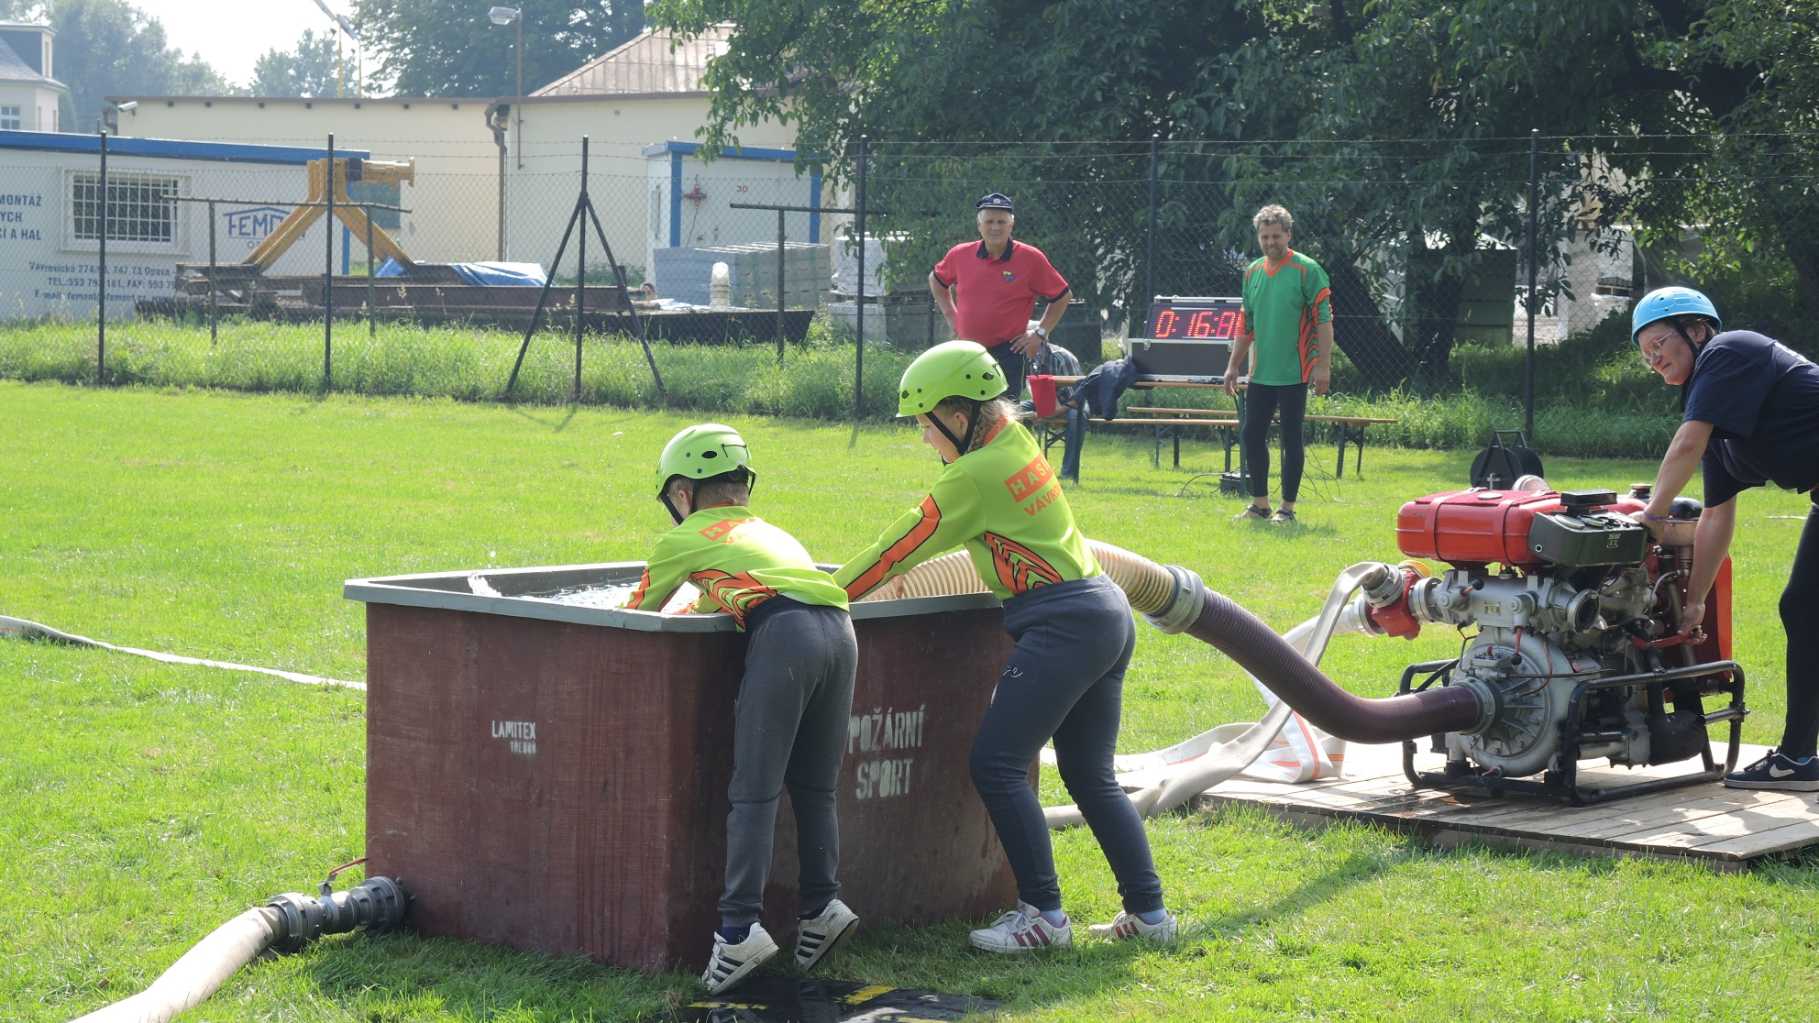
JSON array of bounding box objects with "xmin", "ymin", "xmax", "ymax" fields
[
  {"xmin": 97, "ymin": 130, "xmax": 107, "ymax": 384},
  {"xmin": 576, "ymin": 135, "xmax": 589, "ymax": 401},
  {"xmin": 208, "ymin": 199, "xmax": 218, "ymax": 345},
  {"xmin": 1524, "ymin": 128, "xmax": 1539, "ymax": 441},
  {"xmin": 1145, "ymin": 134, "xmax": 1160, "ymax": 306},
  {"xmin": 853, "ymin": 135, "xmax": 869, "ymax": 430},
  {"xmin": 325, "ymin": 133, "xmax": 336, "ymax": 389}
]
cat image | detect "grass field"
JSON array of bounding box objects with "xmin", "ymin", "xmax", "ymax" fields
[{"xmin": 3, "ymin": 379, "xmax": 1817, "ymax": 1022}]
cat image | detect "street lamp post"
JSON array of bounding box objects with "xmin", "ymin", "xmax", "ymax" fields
[{"xmin": 488, "ymin": 6, "xmax": 524, "ymax": 170}]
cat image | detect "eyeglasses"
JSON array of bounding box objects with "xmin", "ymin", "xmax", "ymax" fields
[{"xmin": 1637, "ymin": 329, "xmax": 1675, "ymax": 365}]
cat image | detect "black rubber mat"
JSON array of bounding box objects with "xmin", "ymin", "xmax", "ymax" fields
[{"xmin": 676, "ymin": 976, "xmax": 998, "ymax": 1022}]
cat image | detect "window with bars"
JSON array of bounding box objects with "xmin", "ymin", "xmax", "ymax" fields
[
  {"xmin": 0, "ymin": 106, "xmax": 20, "ymax": 130},
  {"xmin": 70, "ymin": 172, "xmax": 181, "ymax": 247}
]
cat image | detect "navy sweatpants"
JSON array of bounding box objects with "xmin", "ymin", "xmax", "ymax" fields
[
  {"xmin": 970, "ymin": 575, "xmax": 1165, "ymax": 915},
  {"xmin": 1779, "ymin": 493, "xmax": 1819, "ymax": 757}
]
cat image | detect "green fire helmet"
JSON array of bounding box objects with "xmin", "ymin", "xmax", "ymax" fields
[
  {"xmin": 897, "ymin": 339, "xmax": 1007, "ymax": 417},
  {"xmin": 655, "ymin": 423, "xmax": 755, "ymax": 496}
]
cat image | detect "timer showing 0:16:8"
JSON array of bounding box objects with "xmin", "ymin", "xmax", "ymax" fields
[{"xmin": 1147, "ymin": 304, "xmax": 1242, "ymax": 341}]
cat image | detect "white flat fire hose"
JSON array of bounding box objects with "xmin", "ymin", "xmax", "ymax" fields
[
  {"xmin": 862, "ymin": 547, "xmax": 1382, "ymax": 829},
  {"xmin": 0, "ymin": 615, "xmax": 364, "ymax": 691}
]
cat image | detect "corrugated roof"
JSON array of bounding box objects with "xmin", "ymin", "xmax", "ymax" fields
[{"xmin": 533, "ymin": 24, "xmax": 734, "ymax": 98}]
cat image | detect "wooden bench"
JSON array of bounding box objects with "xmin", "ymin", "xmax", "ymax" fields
[
  {"xmin": 1122, "ymin": 408, "xmax": 1396, "ymax": 477},
  {"xmin": 1035, "ymin": 376, "xmax": 1396, "ymax": 478}
]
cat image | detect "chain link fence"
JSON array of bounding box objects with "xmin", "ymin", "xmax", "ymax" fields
[{"xmin": 2, "ymin": 130, "xmax": 1814, "ymax": 435}]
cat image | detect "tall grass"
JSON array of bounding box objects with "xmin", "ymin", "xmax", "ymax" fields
[{"xmin": 0, "ymin": 315, "xmax": 1691, "ymax": 457}]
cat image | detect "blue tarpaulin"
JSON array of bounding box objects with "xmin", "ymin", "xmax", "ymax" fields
[{"xmin": 375, "ymin": 260, "xmax": 547, "ymax": 286}]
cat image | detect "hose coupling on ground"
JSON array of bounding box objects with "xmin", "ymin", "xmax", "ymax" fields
[{"xmin": 267, "ymin": 875, "xmax": 408, "ymax": 953}]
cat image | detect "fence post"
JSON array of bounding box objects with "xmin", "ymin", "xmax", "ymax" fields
[
  {"xmin": 776, "ymin": 207, "xmax": 787, "ymax": 365},
  {"xmin": 207, "ymin": 199, "xmax": 217, "ymax": 346},
  {"xmin": 575, "ymin": 135, "xmax": 588, "ymax": 401},
  {"xmin": 1524, "ymin": 128, "xmax": 1538, "ymax": 441},
  {"xmin": 97, "ymin": 129, "xmax": 107, "ymax": 384},
  {"xmin": 325, "ymin": 132, "xmax": 335, "ymax": 389},
  {"xmin": 1145, "ymin": 134, "xmax": 1160, "ymax": 307},
  {"xmin": 853, "ymin": 135, "xmax": 869, "ymax": 429},
  {"xmin": 366, "ymin": 211, "xmax": 376, "ymax": 338}
]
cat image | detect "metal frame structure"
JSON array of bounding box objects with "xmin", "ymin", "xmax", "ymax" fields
[{"xmin": 1397, "ymin": 657, "xmax": 1747, "ymax": 805}]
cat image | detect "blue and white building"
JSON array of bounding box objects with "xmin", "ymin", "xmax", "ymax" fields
[{"xmin": 0, "ymin": 131, "xmax": 373, "ymax": 321}]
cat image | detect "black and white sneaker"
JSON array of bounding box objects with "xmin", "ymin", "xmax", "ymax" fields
[
  {"xmin": 1724, "ymin": 749, "xmax": 1819, "ymax": 791},
  {"xmin": 701, "ymin": 922, "xmax": 779, "ymax": 995},
  {"xmin": 794, "ymin": 898, "xmax": 859, "ymax": 971}
]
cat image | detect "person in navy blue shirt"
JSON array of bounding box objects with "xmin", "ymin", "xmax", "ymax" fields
[{"xmin": 1630, "ymin": 286, "xmax": 1819, "ymax": 790}]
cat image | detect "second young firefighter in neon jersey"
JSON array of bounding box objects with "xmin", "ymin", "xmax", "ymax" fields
[
  {"xmin": 834, "ymin": 340, "xmax": 1179, "ymax": 952},
  {"xmin": 624, "ymin": 423, "xmax": 859, "ymax": 994}
]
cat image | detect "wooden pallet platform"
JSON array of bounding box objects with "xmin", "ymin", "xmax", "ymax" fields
[{"xmin": 1192, "ymin": 741, "xmax": 1819, "ymax": 870}]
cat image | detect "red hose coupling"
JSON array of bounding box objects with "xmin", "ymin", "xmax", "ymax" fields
[{"xmin": 1365, "ymin": 562, "xmax": 1425, "ymax": 639}]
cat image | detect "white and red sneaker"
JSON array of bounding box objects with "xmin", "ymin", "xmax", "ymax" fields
[
  {"xmin": 1088, "ymin": 909, "xmax": 1179, "ymax": 944},
  {"xmin": 967, "ymin": 902, "xmax": 1072, "ymax": 953}
]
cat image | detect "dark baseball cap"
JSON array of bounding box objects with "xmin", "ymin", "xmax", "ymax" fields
[{"xmin": 974, "ymin": 192, "xmax": 1015, "ymax": 211}]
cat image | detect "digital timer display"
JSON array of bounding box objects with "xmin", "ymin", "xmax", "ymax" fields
[{"xmin": 1143, "ymin": 297, "xmax": 1243, "ymax": 341}]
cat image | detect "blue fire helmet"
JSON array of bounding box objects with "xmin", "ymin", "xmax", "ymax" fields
[{"xmin": 1631, "ymin": 287, "xmax": 1721, "ymax": 345}]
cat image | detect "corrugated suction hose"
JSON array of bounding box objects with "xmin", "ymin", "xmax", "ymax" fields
[
  {"xmin": 1184, "ymin": 587, "xmax": 1483, "ymax": 743},
  {"xmin": 859, "ymin": 540, "xmax": 1186, "ymax": 620},
  {"xmin": 70, "ymin": 877, "xmax": 407, "ymax": 1023},
  {"xmin": 862, "ymin": 541, "xmax": 1484, "ymax": 745}
]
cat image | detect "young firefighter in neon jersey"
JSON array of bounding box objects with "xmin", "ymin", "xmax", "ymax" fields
[
  {"xmin": 834, "ymin": 341, "xmax": 1178, "ymax": 952},
  {"xmin": 623, "ymin": 423, "xmax": 860, "ymax": 992}
]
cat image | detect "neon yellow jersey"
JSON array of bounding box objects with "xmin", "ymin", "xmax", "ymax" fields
[
  {"xmin": 835, "ymin": 420, "xmax": 1100, "ymax": 601},
  {"xmin": 624, "ymin": 506, "xmax": 849, "ymax": 628}
]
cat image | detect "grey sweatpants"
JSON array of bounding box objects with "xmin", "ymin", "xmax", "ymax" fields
[{"xmin": 720, "ymin": 599, "xmax": 859, "ymax": 926}]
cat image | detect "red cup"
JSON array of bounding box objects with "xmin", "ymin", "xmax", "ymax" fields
[{"xmin": 1027, "ymin": 374, "xmax": 1059, "ymax": 417}]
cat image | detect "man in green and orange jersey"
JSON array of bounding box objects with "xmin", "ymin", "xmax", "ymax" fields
[
  {"xmin": 1222, "ymin": 204, "xmax": 1334, "ymax": 524},
  {"xmin": 625, "ymin": 424, "xmax": 859, "ymax": 993}
]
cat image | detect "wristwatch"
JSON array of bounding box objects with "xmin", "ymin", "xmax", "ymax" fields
[{"xmin": 1032, "ymin": 325, "xmax": 1048, "ymax": 339}]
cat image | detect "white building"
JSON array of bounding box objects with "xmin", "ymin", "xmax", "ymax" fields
[
  {"xmin": 104, "ymin": 96, "xmax": 491, "ymax": 265},
  {"xmin": 0, "ymin": 22, "xmax": 67, "ymax": 133},
  {"xmin": 109, "ymin": 25, "xmax": 823, "ymax": 285},
  {"xmin": 0, "ymin": 131, "xmax": 367, "ymax": 321}
]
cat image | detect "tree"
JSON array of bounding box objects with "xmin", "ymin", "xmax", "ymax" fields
[
  {"xmin": 654, "ymin": 0, "xmax": 1819, "ymax": 386},
  {"xmin": 45, "ymin": 0, "xmax": 236, "ymax": 130},
  {"xmin": 650, "ymin": 0, "xmax": 1271, "ymax": 327},
  {"xmin": 249, "ymin": 29, "xmax": 345, "ymax": 98},
  {"xmin": 1182, "ymin": 0, "xmax": 1819, "ymax": 378},
  {"xmin": 352, "ymin": 0, "xmax": 644, "ymax": 96}
]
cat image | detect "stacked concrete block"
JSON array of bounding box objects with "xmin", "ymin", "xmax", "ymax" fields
[{"xmin": 651, "ymin": 243, "xmax": 830, "ymax": 308}]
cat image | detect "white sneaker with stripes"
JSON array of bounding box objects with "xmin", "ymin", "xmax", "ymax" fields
[
  {"xmin": 1088, "ymin": 909, "xmax": 1179, "ymax": 944},
  {"xmin": 967, "ymin": 902, "xmax": 1072, "ymax": 953},
  {"xmin": 701, "ymin": 922, "xmax": 778, "ymax": 995},
  {"xmin": 794, "ymin": 898, "xmax": 859, "ymax": 971}
]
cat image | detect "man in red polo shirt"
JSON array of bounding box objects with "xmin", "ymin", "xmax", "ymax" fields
[{"xmin": 928, "ymin": 192, "xmax": 1072, "ymax": 399}]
